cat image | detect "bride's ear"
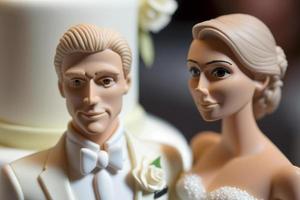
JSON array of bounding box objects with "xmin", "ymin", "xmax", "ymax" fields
[{"xmin": 254, "ymin": 76, "xmax": 270, "ymax": 94}]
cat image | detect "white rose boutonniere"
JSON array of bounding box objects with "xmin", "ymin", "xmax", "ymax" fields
[{"xmin": 132, "ymin": 156, "xmax": 167, "ymax": 192}]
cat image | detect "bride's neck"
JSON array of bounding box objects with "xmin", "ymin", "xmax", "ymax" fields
[{"xmin": 221, "ymin": 101, "xmax": 265, "ymax": 156}]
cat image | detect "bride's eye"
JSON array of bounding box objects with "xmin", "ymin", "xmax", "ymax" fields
[
  {"xmin": 211, "ymin": 67, "xmax": 231, "ymax": 79},
  {"xmin": 189, "ymin": 67, "xmax": 201, "ymax": 78}
]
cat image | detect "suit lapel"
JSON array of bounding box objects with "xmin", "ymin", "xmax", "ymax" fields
[
  {"xmin": 126, "ymin": 132, "xmax": 155, "ymax": 200},
  {"xmin": 38, "ymin": 134, "xmax": 75, "ymax": 200}
]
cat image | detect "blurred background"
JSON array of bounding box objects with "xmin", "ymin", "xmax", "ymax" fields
[{"xmin": 139, "ymin": 0, "xmax": 300, "ymax": 165}]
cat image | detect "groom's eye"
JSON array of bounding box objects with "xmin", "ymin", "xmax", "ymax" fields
[{"xmin": 69, "ymin": 78, "xmax": 86, "ymax": 88}]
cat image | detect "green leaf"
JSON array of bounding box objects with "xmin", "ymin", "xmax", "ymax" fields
[
  {"xmin": 151, "ymin": 156, "xmax": 161, "ymax": 168},
  {"xmin": 139, "ymin": 30, "xmax": 154, "ymax": 67}
]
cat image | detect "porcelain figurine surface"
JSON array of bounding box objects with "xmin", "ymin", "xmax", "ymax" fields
[
  {"xmin": 0, "ymin": 24, "xmax": 183, "ymax": 200},
  {"xmin": 176, "ymin": 14, "xmax": 300, "ymax": 200}
]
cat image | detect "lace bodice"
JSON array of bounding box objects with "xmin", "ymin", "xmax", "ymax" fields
[{"xmin": 176, "ymin": 174, "xmax": 261, "ymax": 200}]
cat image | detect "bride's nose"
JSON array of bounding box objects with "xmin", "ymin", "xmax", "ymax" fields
[{"xmin": 196, "ymin": 73, "xmax": 209, "ymax": 96}]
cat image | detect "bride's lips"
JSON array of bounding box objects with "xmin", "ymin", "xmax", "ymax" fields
[{"xmin": 198, "ymin": 102, "xmax": 218, "ymax": 111}]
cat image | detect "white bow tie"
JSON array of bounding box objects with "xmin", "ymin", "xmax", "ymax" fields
[{"xmin": 80, "ymin": 143, "xmax": 123, "ymax": 175}]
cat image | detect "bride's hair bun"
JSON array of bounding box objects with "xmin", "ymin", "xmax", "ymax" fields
[{"xmin": 276, "ymin": 46, "xmax": 288, "ymax": 78}]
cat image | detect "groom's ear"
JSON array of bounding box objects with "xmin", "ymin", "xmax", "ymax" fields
[{"xmin": 58, "ymin": 81, "xmax": 65, "ymax": 98}]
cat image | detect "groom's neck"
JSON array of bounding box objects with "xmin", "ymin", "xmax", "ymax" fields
[{"xmin": 72, "ymin": 119, "xmax": 119, "ymax": 148}]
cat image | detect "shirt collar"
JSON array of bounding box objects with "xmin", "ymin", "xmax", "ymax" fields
[{"xmin": 65, "ymin": 121, "xmax": 125, "ymax": 177}]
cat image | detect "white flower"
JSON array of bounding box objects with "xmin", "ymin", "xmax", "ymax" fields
[
  {"xmin": 139, "ymin": 0, "xmax": 178, "ymax": 33},
  {"xmin": 132, "ymin": 157, "xmax": 167, "ymax": 192}
]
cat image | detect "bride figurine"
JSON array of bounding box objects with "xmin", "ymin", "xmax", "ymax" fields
[{"xmin": 176, "ymin": 14, "xmax": 300, "ymax": 200}]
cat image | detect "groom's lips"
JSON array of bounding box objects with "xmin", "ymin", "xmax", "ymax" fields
[{"xmin": 80, "ymin": 111, "xmax": 107, "ymax": 120}]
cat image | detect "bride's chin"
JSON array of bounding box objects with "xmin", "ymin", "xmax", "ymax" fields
[{"xmin": 199, "ymin": 112, "xmax": 221, "ymax": 122}]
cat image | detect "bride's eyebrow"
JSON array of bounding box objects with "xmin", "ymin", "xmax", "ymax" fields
[{"xmin": 205, "ymin": 60, "xmax": 232, "ymax": 65}]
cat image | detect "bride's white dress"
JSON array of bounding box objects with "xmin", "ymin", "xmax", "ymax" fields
[{"xmin": 176, "ymin": 174, "xmax": 261, "ymax": 200}]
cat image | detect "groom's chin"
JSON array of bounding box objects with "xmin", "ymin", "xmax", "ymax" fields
[{"xmin": 85, "ymin": 122, "xmax": 107, "ymax": 135}]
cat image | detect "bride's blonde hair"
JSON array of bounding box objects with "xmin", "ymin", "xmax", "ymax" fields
[{"xmin": 192, "ymin": 14, "xmax": 287, "ymax": 119}]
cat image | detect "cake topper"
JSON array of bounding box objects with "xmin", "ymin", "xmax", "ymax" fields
[
  {"xmin": 0, "ymin": 24, "xmax": 183, "ymax": 200},
  {"xmin": 176, "ymin": 14, "xmax": 300, "ymax": 200}
]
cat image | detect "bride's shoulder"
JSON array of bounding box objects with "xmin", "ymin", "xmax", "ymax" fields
[
  {"xmin": 270, "ymin": 165, "xmax": 300, "ymax": 199},
  {"xmin": 191, "ymin": 131, "xmax": 220, "ymax": 163}
]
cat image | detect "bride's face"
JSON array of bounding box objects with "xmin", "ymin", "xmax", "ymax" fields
[{"xmin": 187, "ymin": 38, "xmax": 257, "ymax": 121}]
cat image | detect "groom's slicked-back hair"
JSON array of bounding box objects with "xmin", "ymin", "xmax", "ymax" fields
[{"xmin": 54, "ymin": 24, "xmax": 132, "ymax": 80}]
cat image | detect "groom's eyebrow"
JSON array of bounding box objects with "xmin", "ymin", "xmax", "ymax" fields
[
  {"xmin": 187, "ymin": 59, "xmax": 200, "ymax": 66},
  {"xmin": 95, "ymin": 70, "xmax": 120, "ymax": 76},
  {"xmin": 64, "ymin": 71, "xmax": 86, "ymax": 78}
]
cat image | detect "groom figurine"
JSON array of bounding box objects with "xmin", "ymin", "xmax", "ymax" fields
[{"xmin": 0, "ymin": 24, "xmax": 183, "ymax": 200}]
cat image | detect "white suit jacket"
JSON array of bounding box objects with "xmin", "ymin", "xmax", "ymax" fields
[{"xmin": 0, "ymin": 132, "xmax": 183, "ymax": 200}]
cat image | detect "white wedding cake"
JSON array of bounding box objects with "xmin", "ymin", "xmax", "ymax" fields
[{"xmin": 0, "ymin": 0, "xmax": 191, "ymax": 169}]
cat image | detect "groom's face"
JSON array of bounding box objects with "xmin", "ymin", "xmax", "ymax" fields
[{"xmin": 59, "ymin": 49, "xmax": 129, "ymax": 136}]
